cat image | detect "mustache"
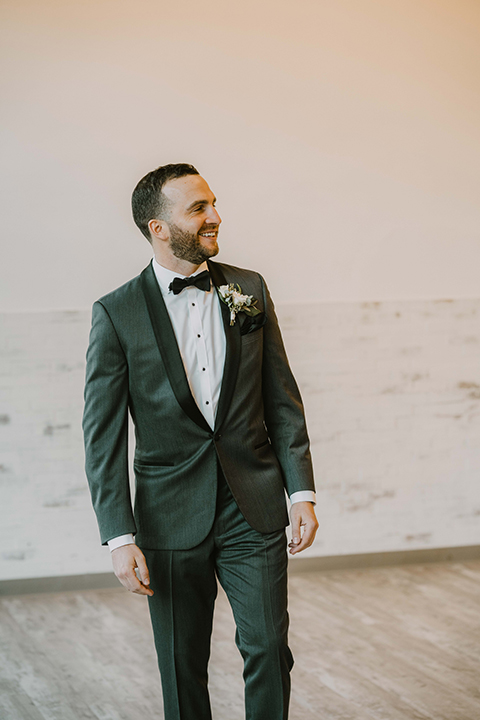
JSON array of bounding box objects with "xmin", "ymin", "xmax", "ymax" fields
[{"xmin": 198, "ymin": 226, "xmax": 219, "ymax": 234}]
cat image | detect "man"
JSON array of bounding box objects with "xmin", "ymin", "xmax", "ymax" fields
[{"xmin": 83, "ymin": 163, "xmax": 318, "ymax": 720}]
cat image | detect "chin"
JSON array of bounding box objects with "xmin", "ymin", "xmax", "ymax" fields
[{"xmin": 202, "ymin": 243, "xmax": 219, "ymax": 259}]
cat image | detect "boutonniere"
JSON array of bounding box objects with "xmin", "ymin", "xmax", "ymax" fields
[{"xmin": 217, "ymin": 284, "xmax": 262, "ymax": 326}]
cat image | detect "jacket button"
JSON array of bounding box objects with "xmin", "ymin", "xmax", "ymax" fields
[{"xmin": 215, "ymin": 434, "xmax": 222, "ymax": 441}]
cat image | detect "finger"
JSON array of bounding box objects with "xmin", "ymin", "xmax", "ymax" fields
[
  {"xmin": 133, "ymin": 567, "xmax": 154, "ymax": 596},
  {"xmin": 289, "ymin": 519, "xmax": 318, "ymax": 555},
  {"xmin": 135, "ymin": 552, "xmax": 150, "ymax": 587},
  {"xmin": 299, "ymin": 520, "xmax": 317, "ymax": 549},
  {"xmin": 118, "ymin": 566, "xmax": 140, "ymax": 592},
  {"xmin": 115, "ymin": 561, "xmax": 152, "ymax": 596},
  {"xmin": 125, "ymin": 569, "xmax": 153, "ymax": 596},
  {"xmin": 290, "ymin": 511, "xmax": 302, "ymax": 547},
  {"xmin": 132, "ymin": 583, "xmax": 154, "ymax": 597}
]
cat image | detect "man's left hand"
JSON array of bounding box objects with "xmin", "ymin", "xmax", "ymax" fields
[{"xmin": 288, "ymin": 501, "xmax": 319, "ymax": 555}]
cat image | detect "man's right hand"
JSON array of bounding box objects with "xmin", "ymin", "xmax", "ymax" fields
[{"xmin": 111, "ymin": 544, "xmax": 154, "ymax": 596}]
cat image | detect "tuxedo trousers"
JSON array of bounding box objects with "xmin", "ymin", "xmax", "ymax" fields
[{"xmin": 141, "ymin": 467, "xmax": 293, "ymax": 720}]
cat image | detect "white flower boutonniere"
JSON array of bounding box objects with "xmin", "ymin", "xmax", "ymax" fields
[{"xmin": 217, "ymin": 284, "xmax": 262, "ymax": 326}]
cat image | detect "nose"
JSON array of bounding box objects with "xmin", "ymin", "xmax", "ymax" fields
[{"xmin": 207, "ymin": 205, "xmax": 221, "ymax": 225}]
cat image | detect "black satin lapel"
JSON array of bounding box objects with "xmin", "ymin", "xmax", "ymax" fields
[
  {"xmin": 208, "ymin": 261, "xmax": 241, "ymax": 432},
  {"xmin": 140, "ymin": 263, "xmax": 211, "ymax": 434}
]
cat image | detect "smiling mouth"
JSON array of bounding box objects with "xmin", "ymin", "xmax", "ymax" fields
[{"xmin": 199, "ymin": 230, "xmax": 218, "ymax": 238}]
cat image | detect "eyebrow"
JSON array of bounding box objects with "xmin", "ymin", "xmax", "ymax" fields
[{"xmin": 186, "ymin": 197, "xmax": 217, "ymax": 211}]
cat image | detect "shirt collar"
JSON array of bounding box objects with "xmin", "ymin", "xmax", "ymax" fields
[{"xmin": 152, "ymin": 257, "xmax": 209, "ymax": 295}]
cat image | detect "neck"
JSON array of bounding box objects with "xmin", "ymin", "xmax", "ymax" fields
[{"xmin": 153, "ymin": 252, "xmax": 203, "ymax": 277}]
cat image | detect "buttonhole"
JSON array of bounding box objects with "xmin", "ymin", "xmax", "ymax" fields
[{"xmin": 254, "ymin": 439, "xmax": 270, "ymax": 450}]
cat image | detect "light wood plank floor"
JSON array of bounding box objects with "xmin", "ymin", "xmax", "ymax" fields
[{"xmin": 1, "ymin": 560, "xmax": 479, "ymax": 719}]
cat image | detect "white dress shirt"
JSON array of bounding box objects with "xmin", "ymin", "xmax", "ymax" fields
[{"xmin": 108, "ymin": 258, "xmax": 315, "ymax": 551}]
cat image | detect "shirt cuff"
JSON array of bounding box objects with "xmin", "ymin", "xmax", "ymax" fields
[
  {"xmin": 108, "ymin": 534, "xmax": 135, "ymax": 552},
  {"xmin": 289, "ymin": 491, "xmax": 316, "ymax": 505}
]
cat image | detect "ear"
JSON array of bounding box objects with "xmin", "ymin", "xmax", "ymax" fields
[{"xmin": 148, "ymin": 218, "xmax": 169, "ymax": 242}]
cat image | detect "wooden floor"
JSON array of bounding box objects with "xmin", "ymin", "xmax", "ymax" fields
[{"xmin": 1, "ymin": 560, "xmax": 480, "ymax": 719}]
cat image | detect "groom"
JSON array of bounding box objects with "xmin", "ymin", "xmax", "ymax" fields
[{"xmin": 83, "ymin": 163, "xmax": 318, "ymax": 720}]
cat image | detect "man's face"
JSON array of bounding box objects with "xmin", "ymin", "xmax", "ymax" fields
[{"xmin": 161, "ymin": 175, "xmax": 222, "ymax": 265}]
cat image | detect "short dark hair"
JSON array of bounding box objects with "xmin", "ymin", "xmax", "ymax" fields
[{"xmin": 131, "ymin": 163, "xmax": 199, "ymax": 241}]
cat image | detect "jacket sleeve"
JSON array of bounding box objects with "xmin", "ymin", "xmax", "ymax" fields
[
  {"xmin": 82, "ymin": 301, "xmax": 137, "ymax": 545},
  {"xmin": 260, "ymin": 275, "xmax": 316, "ymax": 497}
]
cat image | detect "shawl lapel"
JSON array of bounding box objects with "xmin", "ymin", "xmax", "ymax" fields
[
  {"xmin": 140, "ymin": 260, "xmax": 241, "ymax": 435},
  {"xmin": 140, "ymin": 262, "xmax": 211, "ymax": 433},
  {"xmin": 207, "ymin": 260, "xmax": 241, "ymax": 433}
]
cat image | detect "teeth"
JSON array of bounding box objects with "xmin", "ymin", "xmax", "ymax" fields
[{"xmin": 200, "ymin": 232, "xmax": 216, "ymax": 237}]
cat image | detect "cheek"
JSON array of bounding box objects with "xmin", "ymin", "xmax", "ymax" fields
[{"xmin": 188, "ymin": 219, "xmax": 202, "ymax": 235}]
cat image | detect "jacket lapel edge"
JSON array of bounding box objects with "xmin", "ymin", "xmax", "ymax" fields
[
  {"xmin": 208, "ymin": 260, "xmax": 241, "ymax": 432},
  {"xmin": 140, "ymin": 262, "xmax": 212, "ymax": 434}
]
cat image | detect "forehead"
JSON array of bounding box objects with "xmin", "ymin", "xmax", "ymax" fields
[{"xmin": 162, "ymin": 175, "xmax": 215, "ymax": 209}]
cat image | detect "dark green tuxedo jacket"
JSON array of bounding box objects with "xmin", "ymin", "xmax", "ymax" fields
[{"xmin": 83, "ymin": 260, "xmax": 315, "ymax": 550}]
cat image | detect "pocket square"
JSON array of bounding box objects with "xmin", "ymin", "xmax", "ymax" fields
[{"xmin": 240, "ymin": 311, "xmax": 266, "ymax": 336}]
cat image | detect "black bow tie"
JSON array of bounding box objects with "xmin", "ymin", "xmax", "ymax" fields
[{"xmin": 169, "ymin": 270, "xmax": 211, "ymax": 295}]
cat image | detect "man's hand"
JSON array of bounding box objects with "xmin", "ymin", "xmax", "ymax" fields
[
  {"xmin": 288, "ymin": 502, "xmax": 319, "ymax": 555},
  {"xmin": 111, "ymin": 544, "xmax": 154, "ymax": 596}
]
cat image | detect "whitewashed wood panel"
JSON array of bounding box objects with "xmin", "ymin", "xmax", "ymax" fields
[{"xmin": 0, "ymin": 298, "xmax": 479, "ymax": 580}]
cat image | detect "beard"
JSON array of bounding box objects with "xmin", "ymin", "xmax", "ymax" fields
[{"xmin": 168, "ymin": 222, "xmax": 219, "ymax": 265}]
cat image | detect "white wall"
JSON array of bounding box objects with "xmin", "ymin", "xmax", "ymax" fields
[
  {"xmin": 1, "ymin": 0, "xmax": 480, "ymax": 579},
  {"xmin": 0, "ymin": 299, "xmax": 480, "ymax": 580},
  {"xmin": 1, "ymin": 298, "xmax": 479, "ymax": 580},
  {"xmin": 1, "ymin": 0, "xmax": 480, "ymax": 311}
]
